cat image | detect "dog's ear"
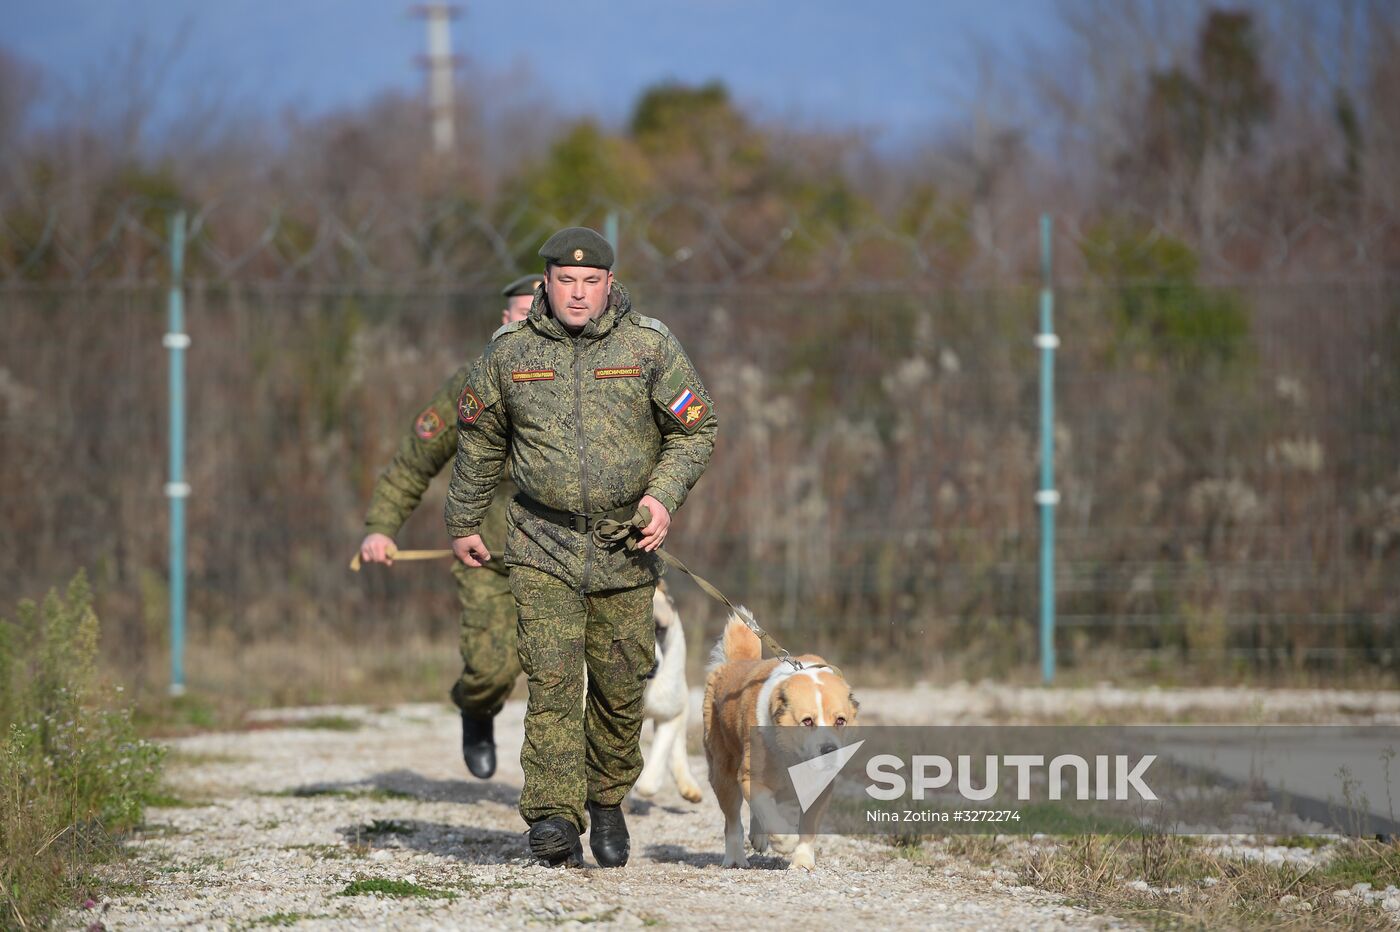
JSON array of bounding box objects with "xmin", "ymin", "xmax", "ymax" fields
[
  {"xmin": 770, "ymin": 683, "xmax": 789, "ymax": 725},
  {"xmin": 848, "ymin": 692, "xmax": 860, "ymax": 713}
]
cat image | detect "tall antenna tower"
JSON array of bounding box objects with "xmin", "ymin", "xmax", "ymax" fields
[{"xmin": 412, "ymin": 3, "xmax": 461, "ymax": 155}]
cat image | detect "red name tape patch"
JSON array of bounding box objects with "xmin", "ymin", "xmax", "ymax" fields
[{"xmin": 595, "ymin": 366, "xmax": 642, "ymax": 379}]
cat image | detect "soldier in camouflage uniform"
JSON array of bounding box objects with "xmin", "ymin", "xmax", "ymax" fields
[
  {"xmin": 358, "ymin": 275, "xmax": 542, "ymax": 779},
  {"xmin": 446, "ymin": 227, "xmax": 717, "ymax": 868}
]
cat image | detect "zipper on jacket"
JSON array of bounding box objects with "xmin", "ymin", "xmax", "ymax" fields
[{"xmin": 573, "ymin": 339, "xmax": 594, "ymax": 592}]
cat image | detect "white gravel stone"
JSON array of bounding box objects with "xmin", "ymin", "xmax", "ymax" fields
[
  {"xmin": 68, "ymin": 687, "xmax": 1400, "ymax": 930},
  {"xmin": 58, "ymin": 700, "xmax": 1120, "ymax": 930}
]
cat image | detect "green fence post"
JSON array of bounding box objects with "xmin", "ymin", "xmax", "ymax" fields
[
  {"xmin": 1037, "ymin": 213, "xmax": 1059, "ymax": 685},
  {"xmin": 165, "ymin": 211, "xmax": 189, "ymax": 697}
]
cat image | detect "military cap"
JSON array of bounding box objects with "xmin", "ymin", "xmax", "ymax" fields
[
  {"xmin": 501, "ymin": 274, "xmax": 544, "ymax": 298},
  {"xmin": 538, "ymin": 226, "xmax": 614, "ymax": 270}
]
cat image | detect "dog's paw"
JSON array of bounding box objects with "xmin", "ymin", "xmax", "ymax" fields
[
  {"xmin": 721, "ymin": 852, "xmax": 750, "ymax": 869},
  {"xmin": 787, "ymin": 842, "xmax": 817, "ymax": 871},
  {"xmin": 678, "ymin": 781, "xmax": 704, "ymax": 803},
  {"xmin": 632, "ymin": 777, "xmax": 660, "ymax": 799},
  {"xmin": 748, "ymin": 830, "xmax": 769, "ymax": 853},
  {"xmin": 768, "ymin": 833, "xmax": 798, "ymax": 855}
]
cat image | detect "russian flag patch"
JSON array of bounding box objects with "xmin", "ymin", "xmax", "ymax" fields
[{"xmin": 665, "ymin": 387, "xmax": 709, "ymax": 432}]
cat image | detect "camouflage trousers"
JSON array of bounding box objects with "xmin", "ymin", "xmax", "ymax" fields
[
  {"xmin": 448, "ymin": 560, "xmax": 522, "ymax": 719},
  {"xmin": 510, "ymin": 566, "xmax": 657, "ymax": 831}
]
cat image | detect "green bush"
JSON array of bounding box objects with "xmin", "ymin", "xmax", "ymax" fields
[
  {"xmin": 0, "ymin": 571, "xmax": 164, "ymax": 930},
  {"xmin": 1081, "ymin": 220, "xmax": 1251, "ymax": 367}
]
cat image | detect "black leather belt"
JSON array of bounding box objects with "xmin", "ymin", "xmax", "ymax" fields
[{"xmin": 513, "ymin": 492, "xmax": 638, "ymax": 534}]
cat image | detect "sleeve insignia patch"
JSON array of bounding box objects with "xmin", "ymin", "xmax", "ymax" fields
[
  {"xmin": 414, "ymin": 407, "xmax": 446, "ymax": 440},
  {"xmin": 665, "ymin": 387, "xmax": 709, "ymax": 432},
  {"xmin": 457, "ymin": 385, "xmax": 485, "ymax": 424},
  {"xmin": 595, "ymin": 366, "xmax": 642, "ymax": 379},
  {"xmin": 511, "ymin": 369, "xmax": 555, "ymax": 382}
]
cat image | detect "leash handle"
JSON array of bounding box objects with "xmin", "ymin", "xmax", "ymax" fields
[
  {"xmin": 591, "ymin": 508, "xmax": 791, "ymax": 660},
  {"xmin": 349, "ymin": 548, "xmax": 503, "ymax": 572}
]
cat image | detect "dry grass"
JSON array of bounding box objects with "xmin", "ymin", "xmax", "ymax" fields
[
  {"xmin": 912, "ymin": 833, "xmax": 1400, "ymax": 930},
  {"xmin": 108, "ymin": 619, "xmax": 1400, "ymax": 742},
  {"xmin": 125, "ymin": 631, "xmax": 504, "ymax": 735}
]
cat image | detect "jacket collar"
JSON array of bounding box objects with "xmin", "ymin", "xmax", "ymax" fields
[{"xmin": 529, "ymin": 282, "xmax": 631, "ymax": 343}]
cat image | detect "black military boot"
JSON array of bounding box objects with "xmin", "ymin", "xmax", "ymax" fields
[
  {"xmin": 586, "ymin": 800, "xmax": 630, "ymax": 868},
  {"xmin": 528, "ymin": 817, "xmax": 584, "ymax": 868},
  {"xmin": 460, "ymin": 712, "xmax": 496, "ymax": 780}
]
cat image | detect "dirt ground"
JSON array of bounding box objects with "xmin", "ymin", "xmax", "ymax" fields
[{"xmin": 75, "ymin": 684, "xmax": 1400, "ymax": 931}]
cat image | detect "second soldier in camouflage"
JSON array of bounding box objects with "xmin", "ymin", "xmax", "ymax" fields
[{"xmin": 360, "ymin": 275, "xmax": 542, "ymax": 779}]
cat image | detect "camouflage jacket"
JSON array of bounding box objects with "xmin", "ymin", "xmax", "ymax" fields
[
  {"xmin": 445, "ymin": 282, "xmax": 717, "ymax": 592},
  {"xmin": 364, "ymin": 365, "xmax": 515, "ymax": 561}
]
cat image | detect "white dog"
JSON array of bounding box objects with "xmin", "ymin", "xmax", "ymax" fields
[{"xmin": 633, "ymin": 583, "xmax": 704, "ymax": 803}]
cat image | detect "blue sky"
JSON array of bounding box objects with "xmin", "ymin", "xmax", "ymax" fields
[{"xmin": 7, "ymin": 0, "xmax": 1060, "ymax": 147}]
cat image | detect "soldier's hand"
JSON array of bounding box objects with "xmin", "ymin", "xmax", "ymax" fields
[
  {"xmin": 360, "ymin": 533, "xmax": 398, "ymax": 565},
  {"xmin": 636, "ymin": 495, "xmax": 671, "ymax": 552},
  {"xmin": 453, "ymin": 535, "xmax": 492, "ymax": 567}
]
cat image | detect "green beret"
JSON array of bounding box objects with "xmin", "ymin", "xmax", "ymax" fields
[
  {"xmin": 538, "ymin": 226, "xmax": 614, "ymax": 270},
  {"xmin": 501, "ymin": 274, "xmax": 544, "ymax": 298}
]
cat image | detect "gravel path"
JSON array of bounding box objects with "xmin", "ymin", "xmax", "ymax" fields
[{"xmin": 78, "ymin": 695, "xmax": 1135, "ymax": 931}]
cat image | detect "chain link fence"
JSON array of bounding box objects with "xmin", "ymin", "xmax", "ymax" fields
[{"xmin": 1, "ymin": 199, "xmax": 1396, "ymax": 694}]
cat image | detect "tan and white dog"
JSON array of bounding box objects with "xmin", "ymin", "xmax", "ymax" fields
[
  {"xmin": 633, "ymin": 584, "xmax": 705, "ymax": 803},
  {"xmin": 703, "ymin": 608, "xmax": 859, "ymax": 870}
]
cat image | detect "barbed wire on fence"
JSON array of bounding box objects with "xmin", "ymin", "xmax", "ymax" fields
[{"xmin": 2, "ymin": 193, "xmax": 1395, "ymax": 287}]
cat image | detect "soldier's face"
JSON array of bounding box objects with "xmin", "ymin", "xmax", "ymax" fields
[
  {"xmin": 502, "ymin": 294, "xmax": 533, "ymax": 325},
  {"xmin": 545, "ymin": 265, "xmax": 612, "ymax": 330}
]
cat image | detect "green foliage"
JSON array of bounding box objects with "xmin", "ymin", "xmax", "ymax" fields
[
  {"xmin": 1317, "ymin": 840, "xmax": 1400, "ymax": 887},
  {"xmin": 278, "ymin": 785, "xmax": 412, "ymax": 801},
  {"xmin": 782, "ymin": 295, "xmax": 923, "ymax": 414},
  {"xmin": 629, "ymin": 81, "xmax": 767, "ymax": 190},
  {"xmin": 96, "ymin": 163, "xmax": 186, "ymax": 225},
  {"xmin": 502, "ymin": 121, "xmax": 650, "ymax": 262},
  {"xmin": 1274, "ymin": 835, "xmax": 1332, "ymax": 850},
  {"xmin": 247, "ymin": 913, "xmax": 316, "ymax": 928},
  {"xmin": 304, "ymin": 294, "xmax": 364, "ymax": 434},
  {"xmin": 896, "ymin": 185, "xmax": 975, "ymax": 274},
  {"xmin": 1333, "ymin": 87, "xmax": 1363, "ymax": 198},
  {"xmin": 1145, "ymin": 9, "xmax": 1275, "ymax": 168},
  {"xmin": 1081, "ymin": 220, "xmax": 1250, "ymax": 367},
  {"xmin": 0, "ymin": 571, "xmax": 165, "ymax": 929},
  {"xmin": 1195, "ymin": 9, "xmax": 1275, "ymax": 149},
  {"xmin": 0, "ymin": 160, "xmax": 187, "ymax": 281},
  {"xmin": 338, "ymin": 876, "xmax": 455, "ymax": 899},
  {"xmin": 630, "ymin": 81, "xmax": 743, "ymax": 148},
  {"xmin": 792, "ymin": 177, "xmax": 871, "ymax": 235}
]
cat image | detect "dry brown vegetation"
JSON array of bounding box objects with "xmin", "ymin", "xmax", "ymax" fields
[
  {"xmin": 899, "ymin": 833, "xmax": 1400, "ymax": 930},
  {"xmin": 0, "ymin": 1, "xmax": 1397, "ymax": 704}
]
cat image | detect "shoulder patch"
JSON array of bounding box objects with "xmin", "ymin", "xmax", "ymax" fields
[
  {"xmin": 490, "ymin": 319, "xmax": 528, "ymax": 342},
  {"xmin": 630, "ymin": 314, "xmax": 672, "ymax": 339},
  {"xmin": 457, "ymin": 385, "xmax": 485, "ymax": 425},
  {"xmin": 414, "ymin": 406, "xmax": 446, "ymax": 440},
  {"xmin": 664, "ymin": 387, "xmax": 710, "ymax": 433}
]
